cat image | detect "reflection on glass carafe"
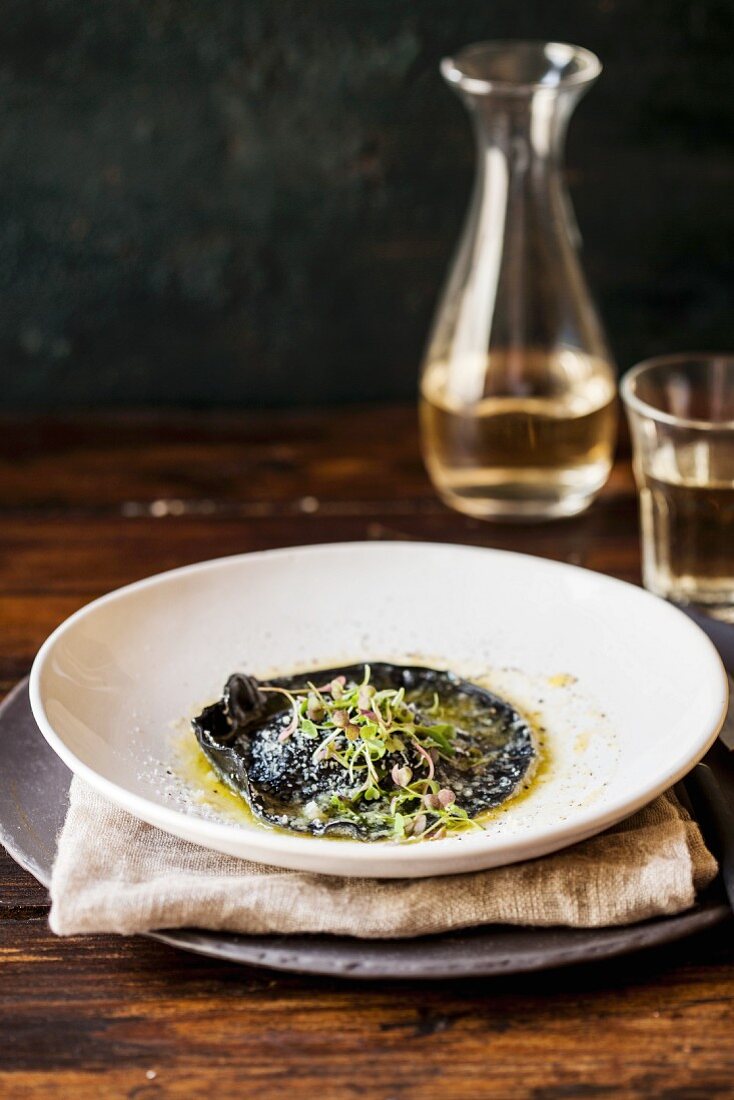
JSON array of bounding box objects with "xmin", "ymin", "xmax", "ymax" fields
[{"xmin": 420, "ymin": 41, "xmax": 617, "ymax": 520}]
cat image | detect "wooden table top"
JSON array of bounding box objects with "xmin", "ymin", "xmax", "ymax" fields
[{"xmin": 1, "ymin": 407, "xmax": 732, "ymax": 1099}]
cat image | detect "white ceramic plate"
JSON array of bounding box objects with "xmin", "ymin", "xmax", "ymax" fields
[{"xmin": 30, "ymin": 542, "xmax": 728, "ymax": 878}]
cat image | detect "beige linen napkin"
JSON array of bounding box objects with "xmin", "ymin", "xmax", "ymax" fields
[{"xmin": 49, "ymin": 778, "xmax": 717, "ymax": 938}]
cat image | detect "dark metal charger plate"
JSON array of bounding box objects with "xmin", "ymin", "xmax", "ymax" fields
[{"xmin": 0, "ymin": 678, "xmax": 730, "ymax": 980}]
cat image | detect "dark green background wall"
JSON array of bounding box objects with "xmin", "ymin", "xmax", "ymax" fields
[{"xmin": 2, "ymin": 1, "xmax": 732, "ymax": 408}]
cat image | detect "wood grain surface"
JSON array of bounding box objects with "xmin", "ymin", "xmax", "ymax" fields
[{"xmin": 1, "ymin": 407, "xmax": 732, "ymax": 1100}]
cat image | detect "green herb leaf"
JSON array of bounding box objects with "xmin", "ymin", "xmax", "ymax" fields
[
  {"xmin": 361, "ymin": 734, "xmax": 387, "ymax": 758},
  {"xmin": 415, "ymin": 723, "xmax": 456, "ymax": 753},
  {"xmin": 300, "ymin": 717, "xmax": 320, "ymax": 739}
]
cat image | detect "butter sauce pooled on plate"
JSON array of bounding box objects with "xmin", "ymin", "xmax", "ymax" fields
[{"xmin": 192, "ymin": 663, "xmax": 537, "ymax": 842}]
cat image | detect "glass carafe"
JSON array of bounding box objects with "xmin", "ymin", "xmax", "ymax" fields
[{"xmin": 420, "ymin": 41, "xmax": 617, "ymax": 520}]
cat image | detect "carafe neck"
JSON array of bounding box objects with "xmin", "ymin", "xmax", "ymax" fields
[
  {"xmin": 442, "ymin": 40, "xmax": 600, "ymax": 170},
  {"xmin": 467, "ymin": 89, "xmax": 578, "ymax": 170}
]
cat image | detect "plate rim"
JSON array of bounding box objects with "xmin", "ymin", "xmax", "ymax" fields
[
  {"xmin": 146, "ymin": 900, "xmax": 731, "ymax": 979},
  {"xmin": 28, "ymin": 541, "xmax": 730, "ymax": 877}
]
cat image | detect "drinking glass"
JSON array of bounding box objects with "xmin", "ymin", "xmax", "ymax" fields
[{"xmin": 621, "ymin": 354, "xmax": 734, "ymax": 621}]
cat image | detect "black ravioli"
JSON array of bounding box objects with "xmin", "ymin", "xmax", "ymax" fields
[{"xmin": 192, "ymin": 663, "xmax": 536, "ymax": 840}]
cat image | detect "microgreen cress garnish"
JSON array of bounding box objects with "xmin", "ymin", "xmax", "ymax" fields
[{"xmin": 257, "ymin": 665, "xmax": 483, "ymax": 841}]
